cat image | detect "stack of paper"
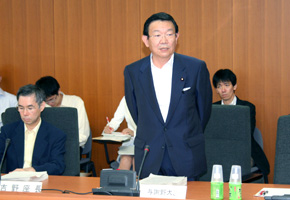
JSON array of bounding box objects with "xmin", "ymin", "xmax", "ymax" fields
[
  {"xmin": 140, "ymin": 174, "xmax": 187, "ymax": 199},
  {"xmin": 101, "ymin": 132, "xmax": 131, "ymax": 141},
  {"xmin": 1, "ymin": 171, "xmax": 48, "ymax": 182},
  {"xmin": 0, "ymin": 171, "xmax": 47, "ymax": 192}
]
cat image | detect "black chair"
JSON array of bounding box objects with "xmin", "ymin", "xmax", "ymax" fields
[
  {"xmin": 250, "ymin": 127, "xmax": 269, "ymax": 183},
  {"xmin": 1, "ymin": 107, "xmax": 80, "ymax": 176},
  {"xmin": 200, "ymin": 105, "xmax": 258, "ymax": 182},
  {"xmin": 273, "ymin": 115, "xmax": 290, "ymax": 184},
  {"xmin": 80, "ymin": 129, "xmax": 96, "ymax": 176}
]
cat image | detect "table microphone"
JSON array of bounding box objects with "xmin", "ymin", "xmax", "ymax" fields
[
  {"xmin": 0, "ymin": 138, "xmax": 11, "ymax": 181},
  {"xmin": 136, "ymin": 145, "xmax": 150, "ymax": 191}
]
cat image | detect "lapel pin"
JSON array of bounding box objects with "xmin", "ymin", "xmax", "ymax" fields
[{"xmin": 181, "ymin": 77, "xmax": 184, "ymax": 81}]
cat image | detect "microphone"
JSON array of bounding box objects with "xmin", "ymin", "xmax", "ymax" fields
[
  {"xmin": 136, "ymin": 145, "xmax": 150, "ymax": 191},
  {"xmin": 0, "ymin": 138, "xmax": 11, "ymax": 181}
]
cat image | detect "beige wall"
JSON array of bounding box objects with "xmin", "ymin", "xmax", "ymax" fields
[{"xmin": 1, "ymin": 0, "xmax": 290, "ymax": 182}]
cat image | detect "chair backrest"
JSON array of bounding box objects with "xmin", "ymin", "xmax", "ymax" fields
[
  {"xmin": 81, "ymin": 129, "xmax": 92, "ymax": 156},
  {"xmin": 253, "ymin": 127, "xmax": 263, "ymax": 149},
  {"xmin": 274, "ymin": 115, "xmax": 290, "ymax": 184},
  {"xmin": 199, "ymin": 105, "xmax": 251, "ymax": 182},
  {"xmin": 1, "ymin": 107, "xmax": 80, "ymax": 176}
]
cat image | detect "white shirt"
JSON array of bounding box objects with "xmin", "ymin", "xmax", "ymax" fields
[
  {"xmin": 23, "ymin": 119, "xmax": 41, "ymax": 168},
  {"xmin": 151, "ymin": 54, "xmax": 174, "ymax": 122},
  {"xmin": 108, "ymin": 96, "xmax": 137, "ymax": 147},
  {"xmin": 46, "ymin": 92, "xmax": 90, "ymax": 148},
  {"xmin": 221, "ymin": 95, "xmax": 237, "ymax": 105},
  {"xmin": 0, "ymin": 88, "xmax": 18, "ymax": 128}
]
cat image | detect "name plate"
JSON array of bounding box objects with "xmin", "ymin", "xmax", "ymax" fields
[
  {"xmin": 140, "ymin": 184, "xmax": 187, "ymax": 199},
  {"xmin": 0, "ymin": 181, "xmax": 42, "ymax": 193}
]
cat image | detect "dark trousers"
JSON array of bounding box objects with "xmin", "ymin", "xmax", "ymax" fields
[{"xmin": 158, "ymin": 145, "xmax": 199, "ymax": 181}]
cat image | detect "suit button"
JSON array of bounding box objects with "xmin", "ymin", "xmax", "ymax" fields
[
  {"xmin": 164, "ymin": 127, "xmax": 167, "ymax": 132},
  {"xmin": 162, "ymin": 145, "xmax": 165, "ymax": 149}
]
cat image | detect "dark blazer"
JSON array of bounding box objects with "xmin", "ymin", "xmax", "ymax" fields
[
  {"xmin": 214, "ymin": 97, "xmax": 270, "ymax": 175},
  {"xmin": 0, "ymin": 120, "xmax": 66, "ymax": 175},
  {"xmin": 124, "ymin": 53, "xmax": 212, "ymax": 179}
]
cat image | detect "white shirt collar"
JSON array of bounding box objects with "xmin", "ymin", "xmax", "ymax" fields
[{"xmin": 221, "ymin": 95, "xmax": 237, "ymax": 105}]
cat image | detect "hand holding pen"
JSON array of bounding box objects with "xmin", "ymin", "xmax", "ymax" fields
[{"xmin": 103, "ymin": 116, "xmax": 114, "ymax": 134}]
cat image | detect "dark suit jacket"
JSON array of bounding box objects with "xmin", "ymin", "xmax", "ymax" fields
[
  {"xmin": 124, "ymin": 53, "xmax": 212, "ymax": 178},
  {"xmin": 214, "ymin": 97, "xmax": 270, "ymax": 175},
  {"xmin": 0, "ymin": 120, "xmax": 66, "ymax": 175}
]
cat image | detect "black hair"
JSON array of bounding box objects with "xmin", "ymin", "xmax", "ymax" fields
[
  {"xmin": 35, "ymin": 76, "xmax": 60, "ymax": 98},
  {"xmin": 17, "ymin": 84, "xmax": 45, "ymax": 107},
  {"xmin": 143, "ymin": 12, "xmax": 179, "ymax": 37},
  {"xmin": 212, "ymin": 69, "xmax": 237, "ymax": 88}
]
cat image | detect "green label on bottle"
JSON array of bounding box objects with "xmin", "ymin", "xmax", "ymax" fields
[
  {"xmin": 211, "ymin": 182, "xmax": 224, "ymax": 200},
  {"xmin": 229, "ymin": 182, "xmax": 242, "ymax": 200}
]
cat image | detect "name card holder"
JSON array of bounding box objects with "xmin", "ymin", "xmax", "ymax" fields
[
  {"xmin": 0, "ymin": 181, "xmax": 42, "ymax": 193},
  {"xmin": 140, "ymin": 184, "xmax": 187, "ymax": 199}
]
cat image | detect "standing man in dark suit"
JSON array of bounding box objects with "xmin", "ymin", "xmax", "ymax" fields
[
  {"xmin": 124, "ymin": 12, "xmax": 212, "ymax": 180},
  {"xmin": 212, "ymin": 69, "xmax": 270, "ymax": 179},
  {"xmin": 0, "ymin": 84, "xmax": 66, "ymax": 175}
]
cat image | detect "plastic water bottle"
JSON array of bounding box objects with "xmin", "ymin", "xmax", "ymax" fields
[
  {"xmin": 211, "ymin": 164, "xmax": 224, "ymax": 200},
  {"xmin": 229, "ymin": 165, "xmax": 242, "ymax": 200}
]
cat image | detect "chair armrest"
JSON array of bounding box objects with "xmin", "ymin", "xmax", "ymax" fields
[{"xmin": 242, "ymin": 172, "xmax": 267, "ymax": 183}]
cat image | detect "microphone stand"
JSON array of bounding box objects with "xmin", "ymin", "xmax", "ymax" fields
[{"xmin": 0, "ymin": 138, "xmax": 11, "ymax": 182}]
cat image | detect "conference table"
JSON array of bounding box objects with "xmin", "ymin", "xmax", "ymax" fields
[{"xmin": 1, "ymin": 175, "xmax": 290, "ymax": 200}]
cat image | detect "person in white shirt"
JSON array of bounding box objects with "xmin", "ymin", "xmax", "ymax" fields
[
  {"xmin": 103, "ymin": 96, "xmax": 137, "ymax": 170},
  {"xmin": 0, "ymin": 76, "xmax": 18, "ymax": 129},
  {"xmin": 35, "ymin": 76, "xmax": 90, "ymax": 149}
]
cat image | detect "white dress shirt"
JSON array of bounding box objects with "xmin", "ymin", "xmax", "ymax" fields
[
  {"xmin": 0, "ymin": 88, "xmax": 18, "ymax": 128},
  {"xmin": 46, "ymin": 92, "xmax": 90, "ymax": 147},
  {"xmin": 151, "ymin": 54, "xmax": 174, "ymax": 122},
  {"xmin": 221, "ymin": 95, "xmax": 237, "ymax": 105},
  {"xmin": 108, "ymin": 96, "xmax": 137, "ymax": 147},
  {"xmin": 23, "ymin": 119, "xmax": 41, "ymax": 168}
]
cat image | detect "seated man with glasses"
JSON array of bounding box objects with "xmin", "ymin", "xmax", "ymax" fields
[
  {"xmin": 35, "ymin": 76, "xmax": 90, "ymax": 150},
  {"xmin": 0, "ymin": 84, "xmax": 66, "ymax": 175}
]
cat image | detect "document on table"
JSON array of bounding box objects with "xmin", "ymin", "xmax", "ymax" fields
[
  {"xmin": 100, "ymin": 132, "xmax": 131, "ymax": 141},
  {"xmin": 1, "ymin": 171, "xmax": 48, "ymax": 182},
  {"xmin": 255, "ymin": 188, "xmax": 290, "ymax": 197}
]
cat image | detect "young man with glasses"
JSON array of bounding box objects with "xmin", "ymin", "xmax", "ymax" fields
[
  {"xmin": 124, "ymin": 12, "xmax": 212, "ymax": 180},
  {"xmin": 0, "ymin": 84, "xmax": 66, "ymax": 175},
  {"xmin": 35, "ymin": 76, "xmax": 90, "ymax": 149}
]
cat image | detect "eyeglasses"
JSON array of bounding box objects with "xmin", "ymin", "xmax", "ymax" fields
[
  {"xmin": 148, "ymin": 33, "xmax": 176, "ymax": 41},
  {"xmin": 45, "ymin": 95, "xmax": 57, "ymax": 104}
]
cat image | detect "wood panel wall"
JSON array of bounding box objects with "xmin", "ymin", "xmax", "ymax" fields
[{"xmin": 1, "ymin": 0, "xmax": 290, "ymax": 183}]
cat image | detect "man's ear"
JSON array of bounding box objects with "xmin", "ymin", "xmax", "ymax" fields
[
  {"xmin": 40, "ymin": 101, "xmax": 46, "ymax": 112},
  {"xmin": 233, "ymin": 84, "xmax": 237, "ymax": 91},
  {"xmin": 142, "ymin": 35, "xmax": 149, "ymax": 47}
]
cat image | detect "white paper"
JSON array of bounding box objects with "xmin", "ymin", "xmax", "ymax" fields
[
  {"xmin": 0, "ymin": 181, "xmax": 43, "ymax": 192},
  {"xmin": 100, "ymin": 132, "xmax": 131, "ymax": 141},
  {"xmin": 140, "ymin": 174, "xmax": 187, "ymax": 199},
  {"xmin": 1, "ymin": 171, "xmax": 48, "ymax": 182},
  {"xmin": 140, "ymin": 174, "xmax": 187, "ymax": 185},
  {"xmin": 255, "ymin": 187, "xmax": 290, "ymax": 197}
]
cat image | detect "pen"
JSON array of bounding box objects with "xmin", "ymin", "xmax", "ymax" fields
[
  {"xmin": 106, "ymin": 116, "xmax": 110, "ymax": 125},
  {"xmin": 106, "ymin": 117, "xmax": 113, "ymax": 131}
]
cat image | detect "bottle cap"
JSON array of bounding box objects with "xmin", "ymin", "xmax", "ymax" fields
[
  {"xmin": 211, "ymin": 164, "xmax": 223, "ymax": 182},
  {"xmin": 229, "ymin": 165, "xmax": 242, "ymax": 183}
]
